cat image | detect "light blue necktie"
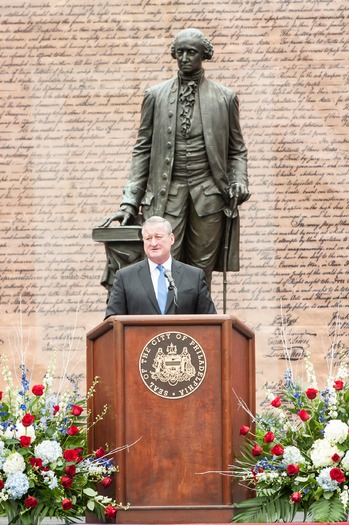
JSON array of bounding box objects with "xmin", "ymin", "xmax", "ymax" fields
[{"xmin": 156, "ymin": 265, "xmax": 167, "ymax": 314}]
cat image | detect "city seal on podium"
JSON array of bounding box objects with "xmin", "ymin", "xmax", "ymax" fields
[{"xmin": 139, "ymin": 331, "xmax": 207, "ymax": 399}]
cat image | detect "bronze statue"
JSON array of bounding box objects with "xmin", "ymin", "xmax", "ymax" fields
[{"xmin": 100, "ymin": 28, "xmax": 249, "ymax": 289}]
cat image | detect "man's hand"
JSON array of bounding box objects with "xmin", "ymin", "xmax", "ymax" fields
[{"xmin": 98, "ymin": 210, "xmax": 134, "ymax": 228}]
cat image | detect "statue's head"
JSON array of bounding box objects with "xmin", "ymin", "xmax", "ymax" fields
[{"xmin": 170, "ymin": 28, "xmax": 214, "ymax": 61}]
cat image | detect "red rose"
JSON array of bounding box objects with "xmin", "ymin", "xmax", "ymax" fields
[
  {"xmin": 305, "ymin": 388, "xmax": 318, "ymax": 399},
  {"xmin": 67, "ymin": 425, "xmax": 79, "ymax": 436},
  {"xmin": 62, "ymin": 498, "xmax": 73, "ymax": 510},
  {"xmin": 263, "ymin": 431, "xmax": 275, "ymax": 443},
  {"xmin": 20, "ymin": 435, "xmax": 31, "ymax": 447},
  {"xmin": 332, "ymin": 453, "xmax": 341, "ymax": 463},
  {"xmin": 105, "ymin": 505, "xmax": 118, "ymax": 520},
  {"xmin": 330, "ymin": 468, "xmax": 345, "ymax": 483},
  {"xmin": 101, "ymin": 477, "xmax": 113, "ymax": 488},
  {"xmin": 32, "ymin": 384, "xmax": 45, "ymax": 396},
  {"xmin": 29, "ymin": 458, "xmax": 43, "ymax": 469},
  {"xmin": 24, "ymin": 496, "xmax": 38, "ymax": 509},
  {"xmin": 22, "ymin": 413, "xmax": 35, "ymax": 427},
  {"xmin": 291, "ymin": 492, "xmax": 302, "ymax": 503},
  {"xmin": 0, "ymin": 391, "xmax": 2, "ymax": 401},
  {"xmin": 271, "ymin": 444, "xmax": 284, "ymax": 456},
  {"xmin": 53, "ymin": 405, "xmax": 60, "ymax": 415},
  {"xmin": 239, "ymin": 425, "xmax": 250, "ymax": 436},
  {"xmin": 65, "ymin": 465, "xmax": 76, "ymax": 477},
  {"xmin": 61, "ymin": 475, "xmax": 73, "ymax": 488},
  {"xmin": 286, "ymin": 464, "xmax": 300, "ymax": 476},
  {"xmin": 75, "ymin": 447, "xmax": 84, "ymax": 456},
  {"xmin": 298, "ymin": 409, "xmax": 310, "ymax": 422},
  {"xmin": 71, "ymin": 405, "xmax": 83, "ymax": 416},
  {"xmin": 252, "ymin": 444, "xmax": 263, "ymax": 456},
  {"xmin": 63, "ymin": 449, "xmax": 78, "ymax": 462},
  {"xmin": 333, "ymin": 380, "xmax": 344, "ymax": 390},
  {"xmin": 95, "ymin": 447, "xmax": 106, "ymax": 458},
  {"xmin": 270, "ymin": 396, "xmax": 281, "ymax": 408},
  {"xmin": 0, "ymin": 480, "xmax": 4, "ymax": 490}
]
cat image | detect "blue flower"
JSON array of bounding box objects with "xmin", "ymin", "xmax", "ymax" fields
[{"xmin": 5, "ymin": 472, "xmax": 29, "ymax": 499}]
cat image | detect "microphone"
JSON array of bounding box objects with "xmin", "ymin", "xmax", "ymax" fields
[
  {"xmin": 164, "ymin": 270, "xmax": 175, "ymax": 291},
  {"xmin": 164, "ymin": 270, "xmax": 178, "ymax": 312}
]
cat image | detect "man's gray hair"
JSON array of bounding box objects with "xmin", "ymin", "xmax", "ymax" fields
[
  {"xmin": 170, "ymin": 28, "xmax": 214, "ymax": 61},
  {"xmin": 142, "ymin": 216, "xmax": 173, "ymax": 235}
]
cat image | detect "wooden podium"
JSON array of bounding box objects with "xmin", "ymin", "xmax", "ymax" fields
[{"xmin": 86, "ymin": 315, "xmax": 255, "ymax": 524}]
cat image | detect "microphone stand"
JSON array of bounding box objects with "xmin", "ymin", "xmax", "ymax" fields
[{"xmin": 165, "ymin": 271, "xmax": 178, "ymax": 314}]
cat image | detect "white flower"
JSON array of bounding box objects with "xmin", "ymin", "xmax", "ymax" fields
[
  {"xmin": 2, "ymin": 452, "xmax": 25, "ymax": 475},
  {"xmin": 42, "ymin": 469, "xmax": 58, "ymax": 489},
  {"xmin": 5, "ymin": 472, "xmax": 29, "ymax": 499},
  {"xmin": 34, "ymin": 440, "xmax": 62, "ymax": 465},
  {"xmin": 324, "ymin": 420, "xmax": 349, "ymax": 444},
  {"xmin": 282, "ymin": 446, "xmax": 305, "ymax": 465},
  {"xmin": 310, "ymin": 439, "xmax": 343, "ymax": 468},
  {"xmin": 340, "ymin": 485, "xmax": 349, "ymax": 509},
  {"xmin": 316, "ymin": 467, "xmax": 339, "ymax": 492},
  {"xmin": 341, "ymin": 452, "xmax": 349, "ymax": 470},
  {"xmin": 4, "ymin": 423, "xmax": 36, "ymax": 443}
]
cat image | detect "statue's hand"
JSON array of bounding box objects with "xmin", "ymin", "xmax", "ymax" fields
[
  {"xmin": 98, "ymin": 210, "xmax": 133, "ymax": 227},
  {"xmin": 227, "ymin": 182, "xmax": 249, "ymax": 203}
]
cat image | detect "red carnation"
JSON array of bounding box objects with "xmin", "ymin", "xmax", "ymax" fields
[
  {"xmin": 333, "ymin": 380, "xmax": 344, "ymax": 390},
  {"xmin": 24, "ymin": 496, "xmax": 38, "ymax": 509},
  {"xmin": 332, "ymin": 453, "xmax": 341, "ymax": 463},
  {"xmin": 305, "ymin": 388, "xmax": 318, "ymax": 399},
  {"xmin": 63, "ymin": 449, "xmax": 78, "ymax": 462},
  {"xmin": 22, "ymin": 413, "xmax": 35, "ymax": 427},
  {"xmin": 65, "ymin": 464, "xmax": 76, "ymax": 477},
  {"xmin": 61, "ymin": 475, "xmax": 73, "ymax": 488},
  {"xmin": 62, "ymin": 498, "xmax": 73, "ymax": 510},
  {"xmin": 291, "ymin": 492, "xmax": 302, "ymax": 503},
  {"xmin": 286, "ymin": 464, "xmax": 300, "ymax": 476},
  {"xmin": 105, "ymin": 505, "xmax": 118, "ymax": 520},
  {"xmin": 20, "ymin": 435, "xmax": 31, "ymax": 448},
  {"xmin": 71, "ymin": 405, "xmax": 83, "ymax": 416},
  {"xmin": 0, "ymin": 480, "xmax": 4, "ymax": 490},
  {"xmin": 0, "ymin": 392, "xmax": 2, "ymax": 401},
  {"xmin": 101, "ymin": 476, "xmax": 113, "ymax": 488},
  {"xmin": 30, "ymin": 458, "xmax": 43, "ymax": 469},
  {"xmin": 252, "ymin": 444, "xmax": 263, "ymax": 456},
  {"xmin": 271, "ymin": 444, "xmax": 284, "ymax": 456},
  {"xmin": 239, "ymin": 425, "xmax": 250, "ymax": 436},
  {"xmin": 263, "ymin": 431, "xmax": 275, "ymax": 443},
  {"xmin": 53, "ymin": 405, "xmax": 60, "ymax": 415},
  {"xmin": 95, "ymin": 447, "xmax": 106, "ymax": 458},
  {"xmin": 270, "ymin": 396, "xmax": 281, "ymax": 407},
  {"xmin": 67, "ymin": 425, "xmax": 79, "ymax": 436},
  {"xmin": 330, "ymin": 468, "xmax": 345, "ymax": 483},
  {"xmin": 32, "ymin": 384, "xmax": 45, "ymax": 396}
]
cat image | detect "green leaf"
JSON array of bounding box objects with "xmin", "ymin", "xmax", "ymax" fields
[
  {"xmin": 232, "ymin": 494, "xmax": 297, "ymax": 523},
  {"xmin": 87, "ymin": 499, "xmax": 95, "ymax": 511},
  {"xmin": 83, "ymin": 487, "xmax": 98, "ymax": 497},
  {"xmin": 309, "ymin": 493, "xmax": 346, "ymax": 522}
]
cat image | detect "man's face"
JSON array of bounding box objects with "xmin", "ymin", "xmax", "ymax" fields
[
  {"xmin": 142, "ymin": 222, "xmax": 175, "ymax": 265},
  {"xmin": 174, "ymin": 33, "xmax": 204, "ymax": 77}
]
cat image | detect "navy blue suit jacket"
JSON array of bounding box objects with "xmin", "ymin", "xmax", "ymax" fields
[{"xmin": 105, "ymin": 258, "xmax": 216, "ymax": 317}]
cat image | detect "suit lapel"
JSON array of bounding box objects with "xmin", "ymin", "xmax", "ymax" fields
[
  {"xmin": 138, "ymin": 260, "xmax": 161, "ymax": 314},
  {"xmin": 164, "ymin": 260, "xmax": 184, "ymax": 313}
]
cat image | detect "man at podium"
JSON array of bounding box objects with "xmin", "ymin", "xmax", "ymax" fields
[{"xmin": 105, "ymin": 216, "xmax": 216, "ymax": 317}]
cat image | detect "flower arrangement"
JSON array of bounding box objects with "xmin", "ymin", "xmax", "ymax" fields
[
  {"xmin": 232, "ymin": 349, "xmax": 349, "ymax": 523},
  {"xmin": 0, "ymin": 350, "xmax": 126, "ymax": 525}
]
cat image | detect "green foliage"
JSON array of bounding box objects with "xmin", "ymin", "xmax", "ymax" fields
[
  {"xmin": 232, "ymin": 494, "xmax": 298, "ymax": 523},
  {"xmin": 309, "ymin": 493, "xmax": 347, "ymax": 522}
]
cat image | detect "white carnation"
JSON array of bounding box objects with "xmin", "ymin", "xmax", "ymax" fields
[
  {"xmin": 310, "ymin": 439, "xmax": 343, "ymax": 468},
  {"xmin": 2, "ymin": 452, "xmax": 26, "ymax": 475},
  {"xmin": 34, "ymin": 440, "xmax": 62, "ymax": 466},
  {"xmin": 324, "ymin": 420, "xmax": 349, "ymax": 444}
]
